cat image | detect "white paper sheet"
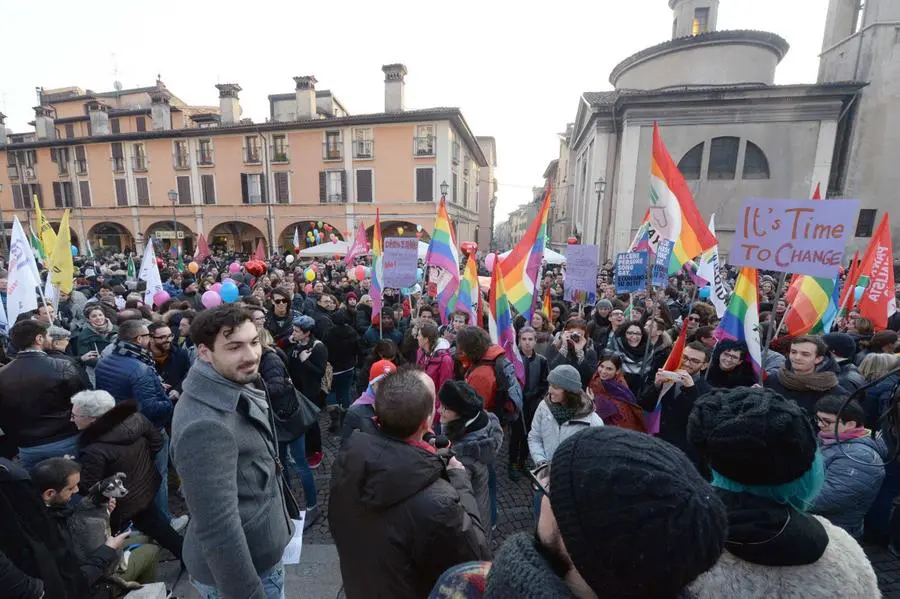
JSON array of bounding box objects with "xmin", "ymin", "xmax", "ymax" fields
[{"xmin": 281, "ymin": 511, "xmax": 305, "ymax": 564}]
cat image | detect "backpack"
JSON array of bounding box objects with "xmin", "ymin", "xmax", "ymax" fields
[
  {"xmin": 490, "ymin": 355, "xmax": 524, "ymax": 426},
  {"xmin": 314, "ymin": 340, "xmax": 334, "ymax": 393}
]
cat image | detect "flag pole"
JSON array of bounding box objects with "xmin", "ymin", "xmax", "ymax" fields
[
  {"xmin": 761, "ymin": 271, "xmax": 789, "ymax": 378},
  {"xmin": 638, "ymin": 250, "xmax": 655, "ymax": 396}
]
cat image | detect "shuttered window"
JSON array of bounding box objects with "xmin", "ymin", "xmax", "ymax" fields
[
  {"xmin": 415, "ymin": 167, "xmax": 433, "ymax": 202},
  {"xmin": 79, "ymin": 181, "xmax": 92, "ymax": 207},
  {"xmin": 201, "ymin": 174, "xmax": 216, "ymax": 205},
  {"xmin": 176, "ymin": 176, "xmax": 192, "ymax": 205},
  {"xmin": 241, "ymin": 174, "xmax": 266, "ymax": 204},
  {"xmin": 110, "ymin": 119, "xmax": 120, "ymax": 134},
  {"xmin": 136, "ymin": 117, "xmax": 146, "ymax": 132},
  {"xmin": 65, "ymin": 123, "xmax": 75, "ymax": 138},
  {"xmin": 12, "ymin": 184, "xmax": 24, "ymax": 208},
  {"xmin": 115, "ymin": 179, "xmax": 128, "ymax": 206},
  {"xmin": 356, "ymin": 169, "xmax": 373, "ymax": 203},
  {"xmin": 274, "ymin": 172, "xmax": 290, "ymax": 204},
  {"xmin": 52, "ymin": 182, "xmax": 75, "ymax": 208},
  {"xmin": 136, "ymin": 177, "xmax": 150, "ymax": 205}
]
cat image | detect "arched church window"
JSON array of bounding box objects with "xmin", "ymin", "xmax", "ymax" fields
[
  {"xmin": 708, "ymin": 136, "xmax": 739, "ymax": 180},
  {"xmin": 742, "ymin": 141, "xmax": 770, "ymax": 180},
  {"xmin": 677, "ymin": 142, "xmax": 704, "ymax": 180}
]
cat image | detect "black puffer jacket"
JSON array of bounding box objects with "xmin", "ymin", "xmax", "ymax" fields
[
  {"xmin": 323, "ymin": 311, "xmax": 361, "ymax": 372},
  {"xmin": 76, "ymin": 402, "xmax": 162, "ymax": 530},
  {"xmin": 329, "ymin": 430, "xmax": 490, "ymax": 599},
  {"xmin": 354, "ymin": 304, "xmax": 373, "ymax": 337},
  {"xmin": 265, "ymin": 309, "xmax": 301, "ymax": 349},
  {"xmin": 0, "ymin": 351, "xmax": 86, "ymax": 448},
  {"xmin": 287, "ymin": 338, "xmax": 328, "ymax": 404},
  {"xmin": 259, "ymin": 347, "xmax": 301, "ymax": 443}
]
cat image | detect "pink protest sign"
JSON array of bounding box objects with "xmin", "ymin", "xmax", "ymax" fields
[{"xmin": 730, "ymin": 198, "xmax": 859, "ymax": 277}]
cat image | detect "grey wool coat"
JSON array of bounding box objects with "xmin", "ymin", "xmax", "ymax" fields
[{"xmin": 172, "ymin": 359, "xmax": 294, "ymax": 599}]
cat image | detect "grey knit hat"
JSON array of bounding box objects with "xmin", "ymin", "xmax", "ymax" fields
[
  {"xmin": 548, "ymin": 364, "xmax": 583, "ymax": 393},
  {"xmin": 596, "ymin": 299, "xmax": 614, "ymax": 310}
]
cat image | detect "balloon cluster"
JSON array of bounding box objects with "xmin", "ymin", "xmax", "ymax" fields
[{"xmin": 348, "ymin": 265, "xmax": 372, "ymax": 281}]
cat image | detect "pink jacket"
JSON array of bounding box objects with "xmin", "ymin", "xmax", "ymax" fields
[{"xmin": 417, "ymin": 338, "xmax": 455, "ymax": 424}]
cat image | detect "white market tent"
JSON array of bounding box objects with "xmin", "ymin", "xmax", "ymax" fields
[
  {"xmin": 499, "ymin": 247, "xmax": 567, "ymax": 265},
  {"xmin": 297, "ymin": 240, "xmax": 349, "ymax": 257}
]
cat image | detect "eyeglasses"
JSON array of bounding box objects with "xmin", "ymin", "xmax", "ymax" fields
[
  {"xmin": 528, "ymin": 463, "xmax": 551, "ymax": 498},
  {"xmin": 816, "ymin": 416, "xmax": 838, "ymax": 427},
  {"xmin": 721, "ymin": 352, "xmax": 743, "ymax": 362},
  {"xmin": 273, "ymin": 298, "xmax": 289, "ymax": 305},
  {"xmin": 682, "ymin": 356, "xmax": 705, "ymax": 366},
  {"xmin": 152, "ymin": 334, "xmax": 174, "ymax": 341},
  {"xmin": 626, "ymin": 331, "xmax": 642, "ymax": 337},
  {"xmin": 136, "ymin": 333, "xmax": 151, "ymax": 340}
]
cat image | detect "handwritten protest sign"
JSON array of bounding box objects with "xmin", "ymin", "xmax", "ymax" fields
[
  {"xmin": 731, "ymin": 198, "xmax": 859, "ymax": 277},
  {"xmin": 382, "ymin": 237, "xmax": 418, "ymax": 288},
  {"xmin": 615, "ymin": 252, "xmax": 647, "ymax": 293},
  {"xmin": 652, "ymin": 239, "xmax": 674, "ymax": 287},
  {"xmin": 564, "ymin": 245, "xmax": 599, "ymax": 302}
]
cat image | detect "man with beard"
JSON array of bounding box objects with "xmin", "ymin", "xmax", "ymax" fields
[
  {"xmin": 429, "ymin": 428, "xmax": 727, "ymax": 599},
  {"xmin": 149, "ymin": 323, "xmax": 191, "ymax": 397},
  {"xmin": 764, "ymin": 335, "xmax": 848, "ymax": 418},
  {"xmin": 172, "ymin": 305, "xmax": 294, "ymax": 598},
  {"xmin": 639, "ymin": 341, "xmax": 711, "ymax": 475},
  {"xmin": 176, "ymin": 277, "xmax": 204, "ymax": 310}
]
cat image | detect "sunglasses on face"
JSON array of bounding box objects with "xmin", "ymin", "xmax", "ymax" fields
[{"xmin": 273, "ymin": 298, "xmax": 289, "ymax": 304}]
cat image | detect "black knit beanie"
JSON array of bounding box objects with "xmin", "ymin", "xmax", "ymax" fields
[
  {"xmin": 549, "ymin": 428, "xmax": 727, "ymax": 598},
  {"xmin": 687, "ymin": 387, "xmax": 818, "ymax": 486},
  {"xmin": 438, "ymin": 380, "xmax": 483, "ymax": 419}
]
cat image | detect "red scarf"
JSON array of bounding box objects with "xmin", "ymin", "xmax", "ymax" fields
[{"xmin": 818, "ymin": 427, "xmax": 869, "ymax": 445}]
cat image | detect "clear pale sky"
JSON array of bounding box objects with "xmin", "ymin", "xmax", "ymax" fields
[{"xmin": 1, "ymin": 0, "xmax": 828, "ymax": 224}]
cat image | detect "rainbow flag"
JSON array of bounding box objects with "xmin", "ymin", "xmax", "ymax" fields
[
  {"xmin": 371, "ymin": 209, "xmax": 384, "ymax": 315},
  {"xmin": 498, "ymin": 186, "xmax": 551, "ymax": 320},
  {"xmin": 455, "ymin": 256, "xmax": 479, "ymax": 325},
  {"xmin": 645, "ymin": 319, "xmax": 690, "ymax": 434},
  {"xmin": 542, "ymin": 287, "xmax": 552, "ymax": 318},
  {"xmin": 425, "ymin": 198, "xmax": 461, "ymax": 322},
  {"xmin": 630, "ymin": 208, "xmax": 654, "ymax": 254},
  {"xmin": 714, "ymin": 266, "xmax": 762, "ymax": 378},
  {"xmin": 784, "ymin": 275, "xmax": 839, "ymax": 336},
  {"xmin": 649, "ymin": 123, "xmax": 717, "ymax": 275},
  {"xmin": 488, "ymin": 265, "xmax": 525, "ymax": 384}
]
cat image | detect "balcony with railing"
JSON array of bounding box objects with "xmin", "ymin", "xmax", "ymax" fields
[
  {"xmin": 414, "ymin": 136, "xmax": 435, "ymax": 156},
  {"xmin": 322, "ymin": 192, "xmax": 346, "ymax": 204},
  {"xmin": 353, "ymin": 140, "xmax": 374, "ymax": 159},
  {"xmin": 244, "ymin": 148, "xmax": 261, "ymax": 164},
  {"xmin": 197, "ymin": 148, "xmax": 215, "ymax": 166},
  {"xmin": 132, "ymin": 156, "xmax": 148, "ymax": 172},
  {"xmin": 75, "ymin": 159, "xmax": 88, "ymax": 175},
  {"xmin": 271, "ymin": 145, "xmax": 290, "ymax": 163},
  {"xmin": 323, "ymin": 143, "xmax": 343, "ymax": 161},
  {"xmin": 112, "ymin": 157, "xmax": 125, "ymax": 173},
  {"xmin": 174, "ymin": 151, "xmax": 191, "ymax": 170}
]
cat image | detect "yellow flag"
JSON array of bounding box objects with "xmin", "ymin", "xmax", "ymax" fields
[
  {"xmin": 50, "ymin": 209, "xmax": 74, "ymax": 293},
  {"xmin": 34, "ymin": 197, "xmax": 57, "ymax": 261}
]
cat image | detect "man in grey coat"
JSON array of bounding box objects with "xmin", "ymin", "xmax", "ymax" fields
[{"xmin": 172, "ymin": 305, "xmax": 294, "ymax": 599}]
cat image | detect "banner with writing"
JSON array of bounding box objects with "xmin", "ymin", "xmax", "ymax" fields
[
  {"xmin": 382, "ymin": 237, "xmax": 418, "ymax": 289},
  {"xmin": 652, "ymin": 239, "xmax": 674, "ymax": 287},
  {"xmin": 615, "ymin": 252, "xmax": 648, "ymax": 293},
  {"xmin": 564, "ymin": 244, "xmax": 599, "ymax": 302},
  {"xmin": 730, "ymin": 198, "xmax": 859, "ymax": 277}
]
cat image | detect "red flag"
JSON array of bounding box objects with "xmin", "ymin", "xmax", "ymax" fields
[
  {"xmin": 194, "ymin": 233, "xmax": 211, "ymax": 262},
  {"xmin": 663, "ymin": 318, "xmax": 690, "ymax": 372},
  {"xmin": 857, "ymin": 214, "xmax": 896, "ymax": 330},
  {"xmin": 253, "ymin": 239, "xmax": 265, "ymax": 261},
  {"xmin": 838, "ymin": 249, "xmax": 861, "ymax": 317},
  {"xmin": 811, "ymin": 182, "xmax": 822, "ymax": 200}
]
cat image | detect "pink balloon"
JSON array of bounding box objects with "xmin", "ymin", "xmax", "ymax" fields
[
  {"xmin": 354, "ymin": 265, "xmax": 366, "ymax": 281},
  {"xmin": 152, "ymin": 290, "xmax": 170, "ymax": 307},
  {"xmin": 485, "ymin": 253, "xmax": 497, "ymax": 272},
  {"xmin": 304, "ymin": 283, "xmax": 313, "ymax": 293},
  {"xmin": 228, "ymin": 262, "xmax": 241, "ymax": 274},
  {"xmin": 201, "ymin": 290, "xmax": 222, "ymax": 308},
  {"xmin": 210, "ymin": 282, "xmax": 222, "ymax": 292}
]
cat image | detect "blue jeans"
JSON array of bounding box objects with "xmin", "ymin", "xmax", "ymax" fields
[
  {"xmin": 192, "ymin": 561, "xmax": 285, "ymax": 599},
  {"xmin": 18, "ymin": 435, "xmax": 79, "ymax": 472},
  {"xmin": 279, "ymin": 436, "xmax": 317, "ymax": 508},
  {"xmin": 326, "ymin": 369, "xmax": 354, "ymax": 409},
  {"xmin": 154, "ymin": 428, "xmax": 171, "ymax": 520}
]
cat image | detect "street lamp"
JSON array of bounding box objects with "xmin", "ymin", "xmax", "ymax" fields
[
  {"xmin": 440, "ymin": 180, "xmax": 449, "ymax": 199},
  {"xmin": 168, "ymin": 189, "xmax": 179, "ymax": 256},
  {"xmin": 593, "ymin": 177, "xmax": 606, "ymax": 247}
]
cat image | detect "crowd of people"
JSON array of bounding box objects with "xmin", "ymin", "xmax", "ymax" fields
[{"xmin": 0, "ymin": 247, "xmax": 899, "ymax": 598}]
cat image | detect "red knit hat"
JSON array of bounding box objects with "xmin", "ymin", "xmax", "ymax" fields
[{"xmin": 369, "ymin": 359, "xmax": 398, "ymax": 383}]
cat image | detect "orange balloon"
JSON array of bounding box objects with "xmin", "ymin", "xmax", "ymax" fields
[{"xmin": 187, "ymin": 261, "xmax": 199, "ymax": 273}]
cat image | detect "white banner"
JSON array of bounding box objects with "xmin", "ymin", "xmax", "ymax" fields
[
  {"xmin": 697, "ymin": 214, "xmax": 728, "ymax": 318},
  {"xmin": 7, "ymin": 216, "xmax": 41, "ymax": 325},
  {"xmin": 139, "ymin": 242, "xmax": 164, "ymax": 306}
]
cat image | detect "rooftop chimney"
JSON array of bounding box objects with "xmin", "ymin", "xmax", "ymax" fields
[
  {"xmin": 150, "ymin": 90, "xmax": 172, "ymax": 131},
  {"xmin": 34, "ymin": 106, "xmax": 56, "ymax": 141},
  {"xmin": 382, "ymin": 64, "xmax": 407, "ymax": 113},
  {"xmin": 87, "ymin": 101, "xmax": 110, "ymax": 136},
  {"xmin": 216, "ymin": 83, "xmax": 242, "ymax": 125},
  {"xmin": 294, "ymin": 76, "xmax": 318, "ymax": 120}
]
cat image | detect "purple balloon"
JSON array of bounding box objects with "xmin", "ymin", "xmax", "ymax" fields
[
  {"xmin": 202, "ymin": 290, "xmax": 222, "ymax": 309},
  {"xmin": 228, "ymin": 262, "xmax": 242, "ymax": 274},
  {"xmin": 210, "ymin": 282, "xmax": 222, "ymax": 292},
  {"xmin": 222, "ymin": 278, "xmax": 236, "ymax": 286},
  {"xmin": 152, "ymin": 290, "xmax": 170, "ymax": 307}
]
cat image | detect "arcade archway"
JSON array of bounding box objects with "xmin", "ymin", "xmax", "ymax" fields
[
  {"xmin": 366, "ymin": 220, "xmax": 430, "ymax": 243},
  {"xmin": 209, "ymin": 221, "xmax": 267, "ymax": 255},
  {"xmin": 88, "ymin": 222, "xmax": 134, "ymax": 255},
  {"xmin": 145, "ymin": 221, "xmax": 194, "ymax": 256},
  {"xmin": 280, "ymin": 221, "xmax": 345, "ymax": 251}
]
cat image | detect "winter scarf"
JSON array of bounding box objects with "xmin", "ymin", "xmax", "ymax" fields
[
  {"xmin": 818, "ymin": 427, "xmax": 869, "ymax": 444},
  {"xmin": 113, "ymin": 339, "xmax": 156, "ymax": 369},
  {"xmin": 557, "ymin": 339, "xmax": 585, "ymax": 363},
  {"xmin": 776, "ymin": 368, "xmax": 839, "ymax": 392},
  {"xmin": 548, "ymin": 400, "xmax": 579, "ymax": 426},
  {"xmin": 88, "ymin": 317, "xmax": 115, "ymax": 336},
  {"xmin": 590, "ymin": 375, "xmax": 637, "ymax": 420},
  {"xmin": 443, "ymin": 410, "xmax": 489, "ymax": 442}
]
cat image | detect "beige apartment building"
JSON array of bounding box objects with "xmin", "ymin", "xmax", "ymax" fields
[{"xmin": 0, "ymin": 64, "xmax": 491, "ymax": 256}]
